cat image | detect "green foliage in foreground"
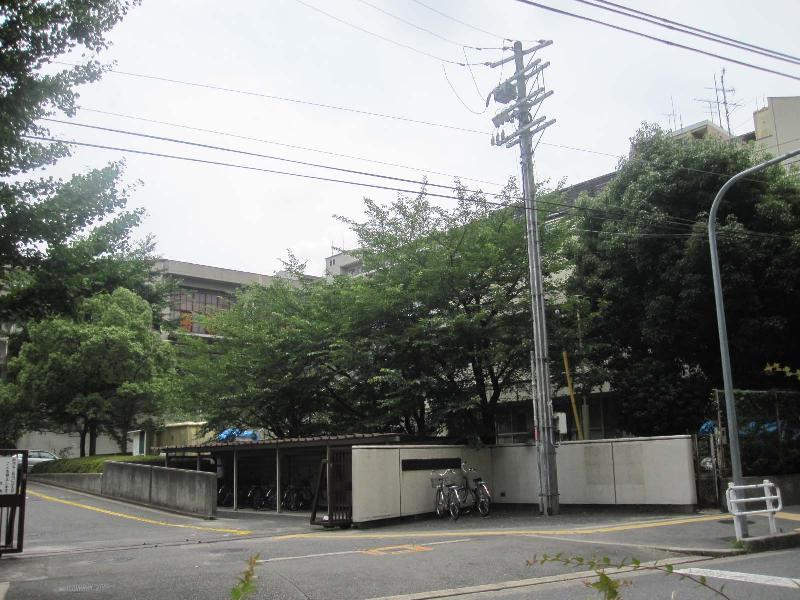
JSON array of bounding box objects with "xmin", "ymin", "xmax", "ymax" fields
[
  {"xmin": 529, "ymin": 553, "xmax": 731, "ymax": 599},
  {"xmin": 30, "ymin": 453, "xmax": 164, "ymax": 474},
  {"xmin": 230, "ymin": 554, "xmax": 260, "ymax": 600}
]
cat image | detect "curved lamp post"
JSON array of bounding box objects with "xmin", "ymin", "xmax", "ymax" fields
[{"xmin": 708, "ymin": 147, "xmax": 800, "ymax": 538}]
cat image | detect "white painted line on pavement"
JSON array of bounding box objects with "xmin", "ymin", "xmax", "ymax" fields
[
  {"xmin": 675, "ymin": 568, "xmax": 800, "ymax": 589},
  {"xmin": 0, "ymin": 581, "xmax": 8, "ymax": 600},
  {"xmin": 365, "ymin": 555, "xmax": 709, "ymax": 600},
  {"xmin": 257, "ymin": 539, "xmax": 472, "ymax": 563}
]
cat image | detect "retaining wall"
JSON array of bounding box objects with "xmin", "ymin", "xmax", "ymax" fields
[
  {"xmin": 29, "ymin": 473, "xmax": 103, "ymax": 495},
  {"xmin": 31, "ymin": 462, "xmax": 217, "ymax": 518}
]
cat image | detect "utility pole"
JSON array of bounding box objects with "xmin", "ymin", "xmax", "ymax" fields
[{"xmin": 487, "ymin": 40, "xmax": 559, "ymax": 515}]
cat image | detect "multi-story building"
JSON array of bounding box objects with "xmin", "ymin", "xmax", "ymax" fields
[
  {"xmin": 158, "ymin": 259, "xmax": 293, "ymax": 335},
  {"xmin": 324, "ymin": 251, "xmax": 363, "ymax": 279},
  {"xmin": 753, "ymin": 96, "xmax": 800, "ymax": 169}
]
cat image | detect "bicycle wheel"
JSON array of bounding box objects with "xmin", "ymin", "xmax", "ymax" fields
[
  {"xmin": 435, "ymin": 488, "xmax": 447, "ymax": 518},
  {"xmin": 448, "ymin": 491, "xmax": 460, "ymax": 521},
  {"xmin": 477, "ymin": 487, "xmax": 490, "ymax": 517}
]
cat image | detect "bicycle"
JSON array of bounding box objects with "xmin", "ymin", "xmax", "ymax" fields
[{"xmin": 431, "ymin": 461, "xmax": 491, "ymax": 521}]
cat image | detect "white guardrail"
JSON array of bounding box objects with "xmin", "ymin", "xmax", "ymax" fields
[{"xmin": 725, "ymin": 479, "xmax": 782, "ymax": 541}]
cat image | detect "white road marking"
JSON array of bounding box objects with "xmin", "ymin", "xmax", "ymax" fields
[
  {"xmin": 257, "ymin": 539, "xmax": 471, "ymax": 563},
  {"xmin": 675, "ymin": 568, "xmax": 800, "ymax": 589},
  {"xmin": 365, "ymin": 556, "xmax": 708, "ymax": 600},
  {"xmin": 0, "ymin": 581, "xmax": 8, "ymax": 600}
]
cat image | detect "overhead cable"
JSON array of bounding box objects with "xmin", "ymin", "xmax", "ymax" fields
[
  {"xmin": 511, "ymin": 0, "xmax": 800, "ymax": 82},
  {"xmin": 294, "ymin": 0, "xmax": 487, "ymax": 66},
  {"xmin": 585, "ymin": 0, "xmax": 800, "ymax": 65}
]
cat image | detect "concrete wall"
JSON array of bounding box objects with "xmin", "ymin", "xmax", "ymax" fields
[
  {"xmin": 35, "ymin": 462, "xmax": 216, "ymax": 518},
  {"xmin": 351, "ymin": 435, "xmax": 697, "ymax": 523},
  {"xmin": 29, "ymin": 473, "xmax": 103, "ymax": 495},
  {"xmin": 488, "ymin": 444, "xmax": 539, "ymax": 504},
  {"xmin": 102, "ymin": 462, "xmax": 153, "ymax": 505},
  {"xmin": 150, "ymin": 465, "xmax": 217, "ymax": 517}
]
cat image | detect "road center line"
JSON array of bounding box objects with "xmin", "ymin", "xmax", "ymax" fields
[
  {"xmin": 675, "ymin": 568, "xmax": 800, "ymax": 589},
  {"xmin": 28, "ymin": 490, "xmax": 252, "ymax": 536}
]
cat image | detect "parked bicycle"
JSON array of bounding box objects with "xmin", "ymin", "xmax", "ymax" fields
[
  {"xmin": 431, "ymin": 461, "xmax": 491, "ymax": 521},
  {"xmin": 282, "ymin": 481, "xmax": 313, "ymax": 511},
  {"xmin": 247, "ymin": 483, "xmax": 277, "ymax": 510}
]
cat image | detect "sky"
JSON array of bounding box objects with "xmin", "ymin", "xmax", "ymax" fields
[{"xmin": 40, "ymin": 0, "xmax": 800, "ymax": 276}]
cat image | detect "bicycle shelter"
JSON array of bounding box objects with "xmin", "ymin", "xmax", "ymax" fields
[{"xmin": 160, "ymin": 433, "xmax": 413, "ymax": 527}]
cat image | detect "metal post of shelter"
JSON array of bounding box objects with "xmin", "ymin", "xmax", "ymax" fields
[
  {"xmin": 708, "ymin": 146, "xmax": 800, "ymax": 540},
  {"xmin": 233, "ymin": 449, "xmax": 239, "ymax": 512},
  {"xmin": 275, "ymin": 447, "xmax": 281, "ymax": 514}
]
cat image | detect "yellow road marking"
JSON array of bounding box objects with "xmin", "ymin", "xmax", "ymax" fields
[
  {"xmin": 775, "ymin": 511, "xmax": 800, "ymax": 522},
  {"xmin": 276, "ymin": 513, "xmax": 734, "ymax": 540},
  {"xmin": 28, "ymin": 490, "xmax": 252, "ymax": 536},
  {"xmin": 362, "ymin": 544, "xmax": 432, "ymax": 556}
]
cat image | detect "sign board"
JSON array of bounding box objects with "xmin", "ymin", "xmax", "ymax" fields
[{"xmin": 0, "ymin": 454, "xmax": 18, "ymax": 495}]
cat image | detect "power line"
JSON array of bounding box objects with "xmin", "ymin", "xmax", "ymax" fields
[
  {"xmin": 25, "ymin": 134, "xmax": 512, "ymax": 205},
  {"xmin": 586, "ymin": 0, "xmax": 800, "ymax": 65},
  {"xmin": 511, "ymin": 0, "xmax": 800, "ymax": 82},
  {"xmin": 293, "ymin": 0, "xmax": 487, "ymax": 66},
  {"xmin": 53, "ymin": 62, "xmax": 625, "ymax": 159},
  {"xmin": 76, "ymin": 107, "xmax": 506, "ymax": 187},
  {"xmin": 43, "ymin": 117, "xmax": 504, "ymax": 198},
  {"xmin": 442, "ymin": 64, "xmax": 486, "ymax": 115},
  {"xmin": 52, "ymin": 61, "xmax": 488, "ymax": 135},
  {"xmin": 58, "ymin": 117, "xmax": 795, "ymax": 237},
  {"xmin": 24, "ymin": 132, "xmax": 700, "ymax": 233},
  {"xmin": 409, "ymin": 0, "xmax": 542, "ymax": 44},
  {"xmin": 27, "ymin": 134, "xmax": 791, "ymax": 241},
  {"xmin": 353, "ymin": 0, "xmax": 504, "ymax": 50}
]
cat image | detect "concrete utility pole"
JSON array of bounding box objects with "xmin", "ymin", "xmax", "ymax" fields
[
  {"xmin": 487, "ymin": 40, "xmax": 559, "ymax": 515},
  {"xmin": 708, "ymin": 146, "xmax": 800, "ymax": 539}
]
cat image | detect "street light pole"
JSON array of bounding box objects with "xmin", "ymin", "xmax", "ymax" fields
[{"xmin": 708, "ymin": 146, "xmax": 800, "ymax": 539}]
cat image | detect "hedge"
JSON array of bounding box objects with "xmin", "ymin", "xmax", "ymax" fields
[{"xmin": 30, "ymin": 454, "xmax": 165, "ymax": 474}]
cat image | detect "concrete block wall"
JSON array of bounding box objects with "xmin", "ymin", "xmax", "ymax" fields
[{"xmin": 352, "ymin": 435, "xmax": 697, "ymax": 523}]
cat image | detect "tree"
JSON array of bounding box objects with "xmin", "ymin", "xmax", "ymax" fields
[
  {"xmin": 12, "ymin": 288, "xmax": 174, "ymax": 455},
  {"xmin": 0, "ymin": 0, "xmax": 158, "ymax": 330},
  {"xmin": 566, "ymin": 126, "xmax": 800, "ymax": 435},
  {"xmin": 180, "ymin": 183, "xmax": 571, "ymax": 443}
]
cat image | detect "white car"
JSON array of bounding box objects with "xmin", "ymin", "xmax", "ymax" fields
[{"xmin": 15, "ymin": 450, "xmax": 59, "ymax": 472}]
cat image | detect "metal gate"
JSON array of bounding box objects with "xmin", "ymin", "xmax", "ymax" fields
[
  {"xmin": 310, "ymin": 447, "xmax": 352, "ymax": 527},
  {"xmin": 0, "ymin": 449, "xmax": 27, "ymax": 557},
  {"xmin": 693, "ymin": 434, "xmax": 721, "ymax": 509}
]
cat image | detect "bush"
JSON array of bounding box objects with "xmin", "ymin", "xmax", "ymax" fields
[{"xmin": 30, "ymin": 454, "xmax": 165, "ymax": 474}]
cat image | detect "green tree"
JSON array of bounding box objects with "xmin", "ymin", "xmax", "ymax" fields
[
  {"xmin": 0, "ymin": 0, "xmax": 158, "ymax": 330},
  {"xmin": 12, "ymin": 288, "xmax": 174, "ymax": 455},
  {"xmin": 566, "ymin": 126, "xmax": 800, "ymax": 435}
]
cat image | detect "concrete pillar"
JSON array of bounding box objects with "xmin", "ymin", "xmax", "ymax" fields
[
  {"xmin": 196, "ymin": 454, "xmax": 201, "ymax": 471},
  {"xmin": 275, "ymin": 447, "xmax": 281, "ymax": 514},
  {"xmin": 582, "ymin": 401, "xmax": 590, "ymax": 440},
  {"xmin": 164, "ymin": 452, "xmax": 170, "ymax": 468},
  {"xmin": 233, "ymin": 450, "xmax": 239, "ymax": 511}
]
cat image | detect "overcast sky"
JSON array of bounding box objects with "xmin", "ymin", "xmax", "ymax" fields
[{"xmin": 42, "ymin": 0, "xmax": 799, "ymax": 276}]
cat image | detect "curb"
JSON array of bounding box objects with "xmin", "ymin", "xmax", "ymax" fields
[{"xmin": 743, "ymin": 531, "xmax": 800, "ymax": 553}]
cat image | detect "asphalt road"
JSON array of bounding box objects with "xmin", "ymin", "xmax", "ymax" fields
[{"xmin": 1, "ymin": 484, "xmax": 798, "ymax": 599}]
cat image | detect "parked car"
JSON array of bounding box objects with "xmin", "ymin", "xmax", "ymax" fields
[{"xmin": 15, "ymin": 450, "xmax": 59, "ymax": 472}]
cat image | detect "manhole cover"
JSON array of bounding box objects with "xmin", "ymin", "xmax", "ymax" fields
[
  {"xmin": 56, "ymin": 583, "xmax": 112, "ymax": 593},
  {"xmin": 717, "ymin": 519, "xmax": 754, "ymax": 524}
]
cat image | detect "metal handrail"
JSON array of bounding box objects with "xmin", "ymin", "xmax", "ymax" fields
[{"xmin": 725, "ymin": 479, "xmax": 782, "ymax": 541}]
